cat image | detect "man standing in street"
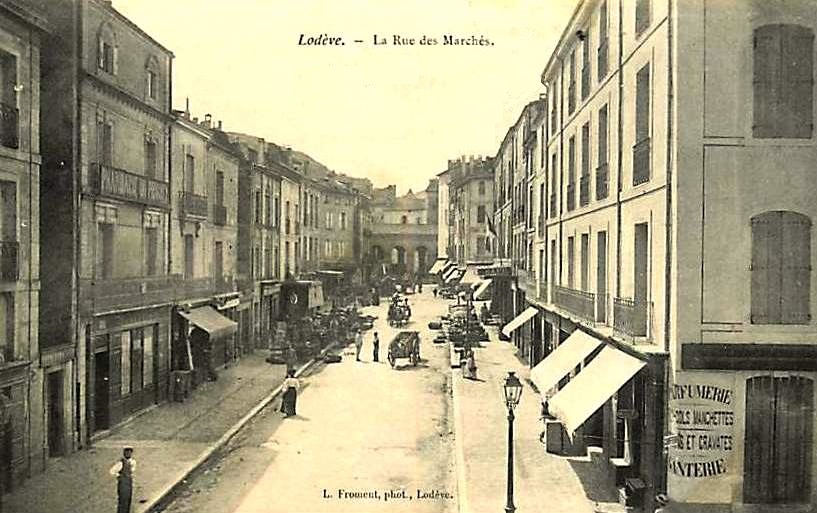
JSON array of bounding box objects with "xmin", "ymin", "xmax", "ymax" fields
[
  {"xmin": 355, "ymin": 330, "xmax": 363, "ymax": 361},
  {"xmin": 372, "ymin": 332, "xmax": 380, "ymax": 362},
  {"xmin": 109, "ymin": 446, "xmax": 136, "ymax": 513}
]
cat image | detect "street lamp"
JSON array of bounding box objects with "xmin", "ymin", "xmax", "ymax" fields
[{"xmin": 503, "ymin": 371, "xmax": 523, "ymax": 513}]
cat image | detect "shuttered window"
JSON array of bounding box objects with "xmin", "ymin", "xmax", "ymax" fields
[
  {"xmin": 751, "ymin": 211, "xmax": 812, "ymax": 324},
  {"xmin": 744, "ymin": 376, "xmax": 813, "ymax": 503},
  {"xmin": 753, "ymin": 24, "xmax": 814, "ymax": 139}
]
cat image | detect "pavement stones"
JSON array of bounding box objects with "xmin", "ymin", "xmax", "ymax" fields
[
  {"xmin": 4, "ymin": 351, "xmax": 320, "ymax": 513},
  {"xmin": 450, "ymin": 322, "xmax": 622, "ymax": 513}
]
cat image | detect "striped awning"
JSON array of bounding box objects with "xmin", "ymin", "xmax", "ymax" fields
[
  {"xmin": 501, "ymin": 306, "xmax": 538, "ymax": 337},
  {"xmin": 428, "ymin": 259, "xmax": 449, "ymax": 274},
  {"xmin": 473, "ymin": 279, "xmax": 493, "ymax": 300}
]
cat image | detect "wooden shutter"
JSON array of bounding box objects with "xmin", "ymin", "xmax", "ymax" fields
[
  {"xmin": 781, "ymin": 212, "xmax": 811, "ymax": 324},
  {"xmin": 635, "ymin": 65, "xmax": 650, "ymax": 142},
  {"xmin": 751, "ymin": 214, "xmax": 774, "ymax": 323},
  {"xmin": 753, "ymin": 26, "xmax": 781, "ymax": 138},
  {"xmin": 772, "ymin": 376, "xmax": 813, "ymax": 502},
  {"xmin": 743, "ymin": 376, "xmax": 776, "ymax": 503},
  {"xmin": 780, "ymin": 25, "xmax": 814, "ymax": 138}
]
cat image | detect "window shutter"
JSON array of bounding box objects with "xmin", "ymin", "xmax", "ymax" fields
[
  {"xmin": 750, "ymin": 214, "xmax": 773, "ymax": 323},
  {"xmin": 780, "ymin": 213, "xmax": 811, "ymax": 324},
  {"xmin": 635, "ymin": 65, "xmax": 650, "ymax": 142},
  {"xmin": 753, "ymin": 25, "xmax": 781, "ymax": 138},
  {"xmin": 780, "ymin": 26, "xmax": 814, "ymax": 138},
  {"xmin": 112, "ymin": 45, "xmax": 119, "ymax": 75},
  {"xmin": 97, "ymin": 37, "xmax": 104, "ymax": 69},
  {"xmin": 743, "ymin": 376, "xmax": 776, "ymax": 503}
]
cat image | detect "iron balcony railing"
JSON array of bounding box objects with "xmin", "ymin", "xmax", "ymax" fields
[
  {"xmin": 579, "ymin": 174, "xmax": 590, "ymax": 207},
  {"xmin": 613, "ymin": 297, "xmax": 648, "ymax": 337},
  {"xmin": 0, "ymin": 241, "xmax": 18, "ymax": 281},
  {"xmin": 180, "ymin": 191, "xmax": 208, "ymax": 218},
  {"xmin": 0, "ymin": 103, "xmax": 18, "ymax": 149},
  {"xmin": 596, "ymin": 163, "xmax": 609, "ymax": 200},
  {"xmin": 566, "ymin": 182, "xmax": 576, "ymax": 211},
  {"xmin": 596, "ymin": 292, "xmax": 608, "ymax": 324},
  {"xmin": 633, "ymin": 138, "xmax": 651, "ymax": 186},
  {"xmin": 213, "ymin": 204, "xmax": 227, "ymax": 226},
  {"xmin": 91, "ymin": 163, "xmax": 169, "ymax": 208},
  {"xmin": 554, "ymin": 284, "xmax": 595, "ymax": 322}
]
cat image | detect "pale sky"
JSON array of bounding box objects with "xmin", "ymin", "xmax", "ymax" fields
[{"xmin": 114, "ymin": 0, "xmax": 578, "ymax": 194}]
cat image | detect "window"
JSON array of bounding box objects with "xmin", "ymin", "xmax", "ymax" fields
[
  {"xmin": 401, "ymin": 215, "xmax": 407, "ymax": 224},
  {"xmin": 214, "ymin": 241, "xmax": 223, "ymax": 282},
  {"xmin": 121, "ymin": 331, "xmax": 131, "ymax": 396},
  {"xmin": 264, "ymin": 193, "xmax": 271, "ymax": 226},
  {"xmin": 183, "ymin": 234, "xmax": 194, "ymax": 279},
  {"xmin": 265, "ymin": 248, "xmax": 272, "ymax": 277},
  {"xmin": 184, "ymin": 154, "xmax": 195, "ymax": 192},
  {"xmin": 581, "ymin": 122, "xmax": 590, "ymax": 206},
  {"xmin": 477, "ymin": 205, "xmax": 486, "ymax": 224},
  {"xmin": 580, "ymin": 233, "xmax": 589, "ymax": 291},
  {"xmin": 146, "ymin": 70, "xmax": 157, "ymax": 100},
  {"xmin": 416, "ymin": 217, "xmax": 421, "ymax": 224},
  {"xmin": 99, "ymin": 40, "xmax": 115, "ymax": 74},
  {"xmin": 744, "ymin": 376, "xmax": 813, "ymax": 504},
  {"xmin": 551, "ymin": 240, "xmax": 558, "ymax": 287},
  {"xmin": 144, "ymin": 139, "xmax": 157, "ymax": 179},
  {"xmin": 751, "ymin": 211, "xmax": 811, "ymax": 324},
  {"xmin": 568, "ymin": 51, "xmax": 577, "ymax": 114},
  {"xmin": 598, "ymin": 1, "xmax": 609, "ymax": 79},
  {"xmin": 98, "ymin": 223, "xmax": 114, "ymax": 279},
  {"xmin": 567, "ymin": 236, "xmax": 575, "ymax": 288},
  {"xmin": 145, "ymin": 227, "xmax": 158, "ymax": 276},
  {"xmin": 597, "ymin": 104, "xmax": 609, "ymax": 199},
  {"xmin": 550, "ymin": 81, "xmax": 558, "ymax": 133},
  {"xmin": 130, "ymin": 328, "xmax": 143, "ymax": 393},
  {"xmin": 753, "ymin": 24, "xmax": 814, "ymax": 139},
  {"xmin": 341, "ymin": 212, "xmax": 347, "ymax": 230},
  {"xmin": 581, "ymin": 28, "xmax": 591, "ymax": 100},
  {"xmin": 550, "ymin": 153, "xmax": 558, "ymax": 218},
  {"xmin": 538, "ymin": 183, "xmax": 545, "ymax": 235},
  {"xmin": 215, "ymin": 171, "xmax": 224, "ymax": 207},
  {"xmin": 567, "ymin": 135, "xmax": 576, "ymax": 211},
  {"xmin": 0, "ymin": 293, "xmax": 13, "ymax": 362},
  {"xmin": 633, "ymin": 64, "xmax": 651, "ymax": 185},
  {"xmin": 635, "ymin": 0, "xmax": 650, "ymax": 37},
  {"xmin": 479, "ymin": 180, "xmax": 486, "ymax": 195},
  {"xmin": 98, "ymin": 121, "xmax": 113, "ymax": 166},
  {"xmin": 0, "ymin": 52, "xmax": 18, "ymax": 149},
  {"xmin": 143, "ymin": 326, "xmax": 155, "ymax": 389},
  {"xmin": 254, "ymin": 191, "xmax": 261, "ymax": 224}
]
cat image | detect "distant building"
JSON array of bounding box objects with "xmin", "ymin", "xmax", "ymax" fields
[{"xmin": 446, "ymin": 156, "xmax": 494, "ymax": 266}]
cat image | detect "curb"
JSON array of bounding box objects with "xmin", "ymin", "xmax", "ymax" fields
[
  {"xmin": 449, "ymin": 353, "xmax": 470, "ymax": 513},
  {"xmin": 141, "ymin": 343, "xmax": 338, "ymax": 513}
]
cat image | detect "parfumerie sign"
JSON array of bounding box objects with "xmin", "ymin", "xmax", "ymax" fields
[{"xmin": 668, "ymin": 373, "xmax": 735, "ymax": 503}]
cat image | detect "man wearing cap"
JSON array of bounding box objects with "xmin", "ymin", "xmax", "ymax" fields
[{"xmin": 110, "ymin": 447, "xmax": 137, "ymax": 513}]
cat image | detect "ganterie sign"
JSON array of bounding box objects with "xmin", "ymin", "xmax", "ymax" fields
[{"xmin": 667, "ymin": 373, "xmax": 735, "ymax": 503}]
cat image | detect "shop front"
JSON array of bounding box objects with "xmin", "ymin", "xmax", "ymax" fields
[
  {"xmin": 259, "ymin": 281, "xmax": 281, "ymax": 350},
  {"xmin": 0, "ymin": 361, "xmax": 29, "ymax": 492},
  {"xmin": 175, "ymin": 305, "xmax": 238, "ymax": 385}
]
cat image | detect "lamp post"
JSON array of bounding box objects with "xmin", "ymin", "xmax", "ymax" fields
[{"xmin": 503, "ymin": 371, "xmax": 523, "ymax": 513}]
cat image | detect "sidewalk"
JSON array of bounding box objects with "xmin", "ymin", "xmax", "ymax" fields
[
  {"xmin": 451, "ymin": 327, "xmax": 621, "ymax": 513},
  {"xmin": 5, "ymin": 352, "xmax": 312, "ymax": 513}
]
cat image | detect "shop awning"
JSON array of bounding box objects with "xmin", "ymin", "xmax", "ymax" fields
[
  {"xmin": 428, "ymin": 259, "xmax": 448, "ymax": 274},
  {"xmin": 501, "ymin": 306, "xmax": 539, "ymax": 337},
  {"xmin": 444, "ymin": 269, "xmax": 462, "ymax": 284},
  {"xmin": 530, "ymin": 329, "xmax": 603, "ymax": 394},
  {"xmin": 548, "ymin": 346, "xmax": 646, "ymax": 435},
  {"xmin": 179, "ymin": 306, "xmax": 238, "ymax": 340},
  {"xmin": 443, "ymin": 266, "xmax": 459, "ymax": 281},
  {"xmin": 459, "ymin": 267, "xmax": 481, "ymax": 284},
  {"xmin": 473, "ymin": 279, "xmax": 493, "ymax": 300}
]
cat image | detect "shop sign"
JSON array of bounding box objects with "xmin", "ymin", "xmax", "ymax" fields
[{"xmin": 667, "ymin": 372, "xmax": 735, "ymax": 503}]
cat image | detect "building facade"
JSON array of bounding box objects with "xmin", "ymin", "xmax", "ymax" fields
[
  {"xmin": 0, "ymin": 0, "xmax": 46, "ymax": 490},
  {"xmin": 447, "ymin": 156, "xmax": 495, "ymax": 266}
]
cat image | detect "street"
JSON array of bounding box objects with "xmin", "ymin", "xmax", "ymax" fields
[{"xmin": 159, "ymin": 290, "xmax": 457, "ymax": 513}]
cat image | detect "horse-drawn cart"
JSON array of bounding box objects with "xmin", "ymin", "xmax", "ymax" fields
[{"xmin": 388, "ymin": 331, "xmax": 420, "ymax": 368}]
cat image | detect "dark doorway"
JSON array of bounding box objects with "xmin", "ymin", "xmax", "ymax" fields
[
  {"xmin": 93, "ymin": 352, "xmax": 110, "ymax": 432},
  {"xmin": 47, "ymin": 371, "xmax": 64, "ymax": 456}
]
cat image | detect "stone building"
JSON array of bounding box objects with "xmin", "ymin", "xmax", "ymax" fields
[
  {"xmin": 37, "ymin": 0, "xmax": 174, "ymax": 452},
  {"xmin": 446, "ymin": 156, "xmax": 495, "ymax": 265},
  {"xmin": 0, "ymin": 0, "xmax": 47, "ymax": 490}
]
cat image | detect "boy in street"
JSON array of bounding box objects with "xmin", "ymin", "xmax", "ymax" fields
[{"xmin": 372, "ymin": 332, "xmax": 380, "ymax": 362}]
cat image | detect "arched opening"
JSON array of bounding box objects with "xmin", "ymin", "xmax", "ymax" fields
[
  {"xmin": 391, "ymin": 246, "xmax": 406, "ymax": 265},
  {"xmin": 371, "ymin": 245, "xmax": 384, "ymax": 262}
]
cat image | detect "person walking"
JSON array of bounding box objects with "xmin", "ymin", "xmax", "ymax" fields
[
  {"xmin": 109, "ymin": 447, "xmax": 136, "ymax": 513},
  {"xmin": 280, "ymin": 369, "xmax": 300, "ymax": 417},
  {"xmin": 354, "ymin": 330, "xmax": 363, "ymax": 361},
  {"xmin": 372, "ymin": 332, "xmax": 380, "ymax": 362},
  {"xmin": 463, "ymin": 348, "xmax": 478, "ymax": 380},
  {"xmin": 432, "ymin": 288, "xmax": 437, "ymax": 299}
]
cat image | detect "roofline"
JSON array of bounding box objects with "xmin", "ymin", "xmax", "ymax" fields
[
  {"xmin": 540, "ymin": 0, "xmax": 587, "ymax": 84},
  {"xmin": 94, "ymin": 0, "xmax": 175, "ymax": 58},
  {"xmin": 1, "ymin": 1, "xmax": 50, "ymax": 33}
]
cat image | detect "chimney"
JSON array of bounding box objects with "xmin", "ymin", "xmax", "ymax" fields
[
  {"xmin": 185, "ymin": 97, "xmax": 190, "ymax": 118},
  {"xmin": 218, "ymin": 120, "xmax": 223, "ymax": 131}
]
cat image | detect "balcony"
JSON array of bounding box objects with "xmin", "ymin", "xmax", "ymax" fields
[
  {"xmin": 554, "ymin": 284, "xmax": 595, "ymax": 322},
  {"xmin": 215, "ymin": 275, "xmax": 235, "ymax": 294},
  {"xmin": 90, "ymin": 163, "xmax": 169, "ymax": 208},
  {"xmin": 566, "ymin": 183, "xmax": 575, "ymax": 211},
  {"xmin": 179, "ymin": 191, "xmax": 208, "ymax": 218},
  {"xmin": 596, "ymin": 293, "xmax": 608, "ymax": 324},
  {"xmin": 613, "ymin": 297, "xmax": 648, "ymax": 337},
  {"xmin": 0, "ymin": 103, "xmax": 18, "ymax": 149},
  {"xmin": 579, "ymin": 174, "xmax": 590, "ymax": 207},
  {"xmin": 80, "ymin": 274, "xmax": 178, "ymax": 313},
  {"xmin": 549, "ymin": 193, "xmax": 557, "ymax": 218},
  {"xmin": 0, "ymin": 241, "xmax": 17, "ymax": 281},
  {"xmin": 633, "ymin": 138, "xmax": 651, "ymax": 186},
  {"xmin": 213, "ymin": 204, "xmax": 227, "ymax": 226},
  {"xmin": 596, "ymin": 164, "xmax": 609, "ymax": 200}
]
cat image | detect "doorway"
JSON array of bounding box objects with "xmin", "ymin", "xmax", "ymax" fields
[
  {"xmin": 47, "ymin": 371, "xmax": 64, "ymax": 456},
  {"xmin": 93, "ymin": 352, "xmax": 110, "ymax": 432}
]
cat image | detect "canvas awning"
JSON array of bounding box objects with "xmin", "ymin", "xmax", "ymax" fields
[
  {"xmin": 428, "ymin": 259, "xmax": 449, "ymax": 274},
  {"xmin": 530, "ymin": 329, "xmax": 603, "ymax": 394},
  {"xmin": 179, "ymin": 306, "xmax": 238, "ymax": 340},
  {"xmin": 548, "ymin": 346, "xmax": 647, "ymax": 435},
  {"xmin": 473, "ymin": 279, "xmax": 493, "ymax": 300},
  {"xmin": 459, "ymin": 267, "xmax": 481, "ymax": 284},
  {"xmin": 444, "ymin": 269, "xmax": 462, "ymax": 284},
  {"xmin": 443, "ymin": 266, "xmax": 459, "ymax": 281},
  {"xmin": 501, "ymin": 306, "xmax": 539, "ymax": 337}
]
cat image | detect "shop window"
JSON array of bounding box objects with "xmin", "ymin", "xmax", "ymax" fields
[
  {"xmin": 751, "ymin": 211, "xmax": 812, "ymax": 324},
  {"xmin": 753, "ymin": 24, "xmax": 814, "ymax": 139},
  {"xmin": 121, "ymin": 331, "xmax": 131, "ymax": 396}
]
